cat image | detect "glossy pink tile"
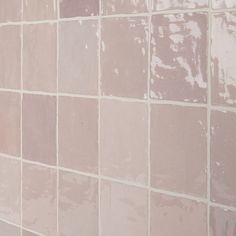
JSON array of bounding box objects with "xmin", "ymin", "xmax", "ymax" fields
[
  {"xmin": 101, "ymin": 17, "xmax": 148, "ymax": 98},
  {"xmin": 151, "ymin": 105, "xmax": 207, "ymax": 197},
  {"xmin": 22, "ymin": 94, "xmax": 57, "ymax": 165},
  {"xmin": 60, "ymin": 0, "xmax": 99, "ymax": 18},
  {"xmin": 150, "ymin": 13, "xmax": 208, "ymax": 103},
  {"xmin": 0, "ymin": 25, "xmax": 21, "ymax": 89},
  {"xmin": 22, "ymin": 163, "xmax": 57, "ymax": 236},
  {"xmin": 0, "ymin": 156, "xmax": 20, "ymax": 224},
  {"xmin": 210, "ymin": 207, "xmax": 236, "ymax": 236},
  {"xmin": 211, "ymin": 110, "xmax": 236, "ymax": 207},
  {"xmin": 0, "ymin": 92, "xmax": 20, "ymax": 156},
  {"xmin": 23, "ymin": 23, "xmax": 57, "ymax": 92},
  {"xmin": 0, "ymin": 0, "xmax": 21, "ymax": 22},
  {"xmin": 59, "ymin": 97, "xmax": 98, "ymax": 173},
  {"xmin": 59, "ymin": 171, "xmax": 98, "ymax": 236},
  {"xmin": 101, "ymin": 180, "xmax": 148, "ymax": 236},
  {"xmin": 211, "ymin": 13, "xmax": 236, "ymax": 106},
  {"xmin": 59, "ymin": 20, "xmax": 98, "ymax": 95},
  {"xmin": 0, "ymin": 221, "xmax": 20, "ymax": 236},
  {"xmin": 101, "ymin": 99, "xmax": 148, "ymax": 184},
  {"xmin": 212, "ymin": 0, "xmax": 236, "ymax": 8},
  {"xmin": 151, "ymin": 192, "xmax": 207, "ymax": 236}
]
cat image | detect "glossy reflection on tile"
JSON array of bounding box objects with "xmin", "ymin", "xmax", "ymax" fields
[
  {"xmin": 151, "ymin": 105, "xmax": 207, "ymax": 197},
  {"xmin": 59, "ymin": 171, "xmax": 98, "ymax": 236},
  {"xmin": 23, "ymin": 23, "xmax": 57, "ymax": 92},
  {"xmin": 22, "ymin": 163, "xmax": 57, "ymax": 236},
  {"xmin": 211, "ymin": 110, "xmax": 236, "ymax": 207},
  {"xmin": 0, "ymin": 221, "xmax": 20, "ymax": 236},
  {"xmin": 59, "ymin": 97, "xmax": 98, "ymax": 173},
  {"xmin": 150, "ymin": 13, "xmax": 208, "ymax": 103},
  {"xmin": 101, "ymin": 180, "xmax": 148, "ymax": 236},
  {"xmin": 211, "ymin": 13, "xmax": 236, "ymax": 106},
  {"xmin": 22, "ymin": 94, "xmax": 57, "ymax": 165},
  {"xmin": 59, "ymin": 20, "xmax": 98, "ymax": 95},
  {"xmin": 0, "ymin": 156, "xmax": 20, "ymax": 224},
  {"xmin": 101, "ymin": 17, "xmax": 148, "ymax": 98},
  {"xmin": 0, "ymin": 0, "xmax": 21, "ymax": 22},
  {"xmin": 151, "ymin": 192, "xmax": 207, "ymax": 236},
  {"xmin": 212, "ymin": 0, "xmax": 236, "ymax": 8},
  {"xmin": 101, "ymin": 99, "xmax": 148, "ymax": 184},
  {"xmin": 0, "ymin": 25, "xmax": 21, "ymax": 89},
  {"xmin": 0, "ymin": 92, "xmax": 20, "ymax": 156}
]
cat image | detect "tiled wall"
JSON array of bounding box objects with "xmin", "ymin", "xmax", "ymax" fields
[{"xmin": 0, "ymin": 0, "xmax": 236, "ymax": 236}]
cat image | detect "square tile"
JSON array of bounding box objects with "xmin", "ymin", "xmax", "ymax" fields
[
  {"xmin": 59, "ymin": 20, "xmax": 98, "ymax": 95},
  {"xmin": 60, "ymin": 0, "xmax": 99, "ymax": 18},
  {"xmin": 0, "ymin": 25, "xmax": 21, "ymax": 89},
  {"xmin": 23, "ymin": 0, "xmax": 57, "ymax": 20},
  {"xmin": 22, "ymin": 163, "xmax": 57, "ymax": 236},
  {"xmin": 23, "ymin": 23, "xmax": 57, "ymax": 92},
  {"xmin": 0, "ymin": 0, "xmax": 21, "ymax": 22},
  {"xmin": 211, "ymin": 13, "xmax": 236, "ymax": 106},
  {"xmin": 0, "ymin": 92, "xmax": 20, "ymax": 156},
  {"xmin": 150, "ymin": 13, "xmax": 208, "ymax": 103},
  {"xmin": 210, "ymin": 207, "xmax": 236, "ymax": 236},
  {"xmin": 212, "ymin": 0, "xmax": 236, "ymax": 8},
  {"xmin": 101, "ymin": 100, "xmax": 148, "ymax": 184},
  {"xmin": 23, "ymin": 231, "xmax": 39, "ymax": 236},
  {"xmin": 101, "ymin": 17, "xmax": 148, "ymax": 98},
  {"xmin": 102, "ymin": 0, "xmax": 148, "ymax": 15},
  {"xmin": 22, "ymin": 94, "xmax": 57, "ymax": 165},
  {"xmin": 151, "ymin": 105, "xmax": 207, "ymax": 197},
  {"xmin": 0, "ymin": 221, "xmax": 20, "ymax": 236},
  {"xmin": 0, "ymin": 156, "xmax": 21, "ymax": 224},
  {"xmin": 59, "ymin": 170, "xmax": 98, "ymax": 236},
  {"xmin": 151, "ymin": 192, "xmax": 207, "ymax": 236},
  {"xmin": 59, "ymin": 97, "xmax": 98, "ymax": 173},
  {"xmin": 101, "ymin": 180, "xmax": 148, "ymax": 236},
  {"xmin": 211, "ymin": 110, "xmax": 236, "ymax": 207}
]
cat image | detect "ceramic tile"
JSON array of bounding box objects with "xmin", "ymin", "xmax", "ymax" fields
[
  {"xmin": 0, "ymin": 0, "xmax": 21, "ymax": 22},
  {"xmin": 0, "ymin": 221, "xmax": 20, "ymax": 236},
  {"xmin": 22, "ymin": 231, "xmax": 39, "ymax": 236},
  {"xmin": 212, "ymin": 0, "xmax": 236, "ymax": 8}
]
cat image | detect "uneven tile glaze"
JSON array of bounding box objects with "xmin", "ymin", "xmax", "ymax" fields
[
  {"xmin": 101, "ymin": 180, "xmax": 148, "ymax": 236},
  {"xmin": 59, "ymin": 97, "xmax": 98, "ymax": 173},
  {"xmin": 211, "ymin": 13, "xmax": 236, "ymax": 106},
  {"xmin": 151, "ymin": 192, "xmax": 207, "ymax": 236},
  {"xmin": 60, "ymin": 0, "xmax": 99, "ymax": 18},
  {"xmin": 0, "ymin": 92, "xmax": 20, "ymax": 156},
  {"xmin": 22, "ymin": 94, "xmax": 57, "ymax": 165},
  {"xmin": 59, "ymin": 171, "xmax": 98, "ymax": 236},
  {"xmin": 211, "ymin": 110, "xmax": 236, "ymax": 207},
  {"xmin": 151, "ymin": 13, "xmax": 208, "ymax": 103},
  {"xmin": 0, "ymin": 26, "xmax": 21, "ymax": 89},
  {"xmin": 0, "ymin": 0, "xmax": 21, "ymax": 22},
  {"xmin": 59, "ymin": 20, "xmax": 98, "ymax": 95},
  {"xmin": 151, "ymin": 105, "xmax": 207, "ymax": 197},
  {"xmin": 22, "ymin": 163, "xmax": 57, "ymax": 236},
  {"xmin": 0, "ymin": 221, "xmax": 20, "ymax": 236},
  {"xmin": 210, "ymin": 207, "xmax": 236, "ymax": 236},
  {"xmin": 101, "ymin": 100, "xmax": 148, "ymax": 184},
  {"xmin": 23, "ymin": 23, "xmax": 57, "ymax": 92},
  {"xmin": 101, "ymin": 17, "xmax": 148, "ymax": 98},
  {"xmin": 212, "ymin": 0, "xmax": 236, "ymax": 8},
  {"xmin": 0, "ymin": 156, "xmax": 20, "ymax": 224}
]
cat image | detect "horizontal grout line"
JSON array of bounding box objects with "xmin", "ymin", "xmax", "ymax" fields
[{"xmin": 210, "ymin": 202, "xmax": 236, "ymax": 212}]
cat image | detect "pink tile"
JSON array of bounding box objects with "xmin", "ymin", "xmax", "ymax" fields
[
  {"xmin": 102, "ymin": 0, "xmax": 148, "ymax": 15},
  {"xmin": 23, "ymin": 23, "xmax": 57, "ymax": 92},
  {"xmin": 210, "ymin": 207, "xmax": 236, "ymax": 236},
  {"xmin": 22, "ymin": 163, "xmax": 57, "ymax": 236},
  {"xmin": 59, "ymin": 170, "xmax": 98, "ymax": 236},
  {"xmin": 23, "ymin": 0, "xmax": 57, "ymax": 20},
  {"xmin": 211, "ymin": 110, "xmax": 236, "ymax": 207},
  {"xmin": 0, "ymin": 25, "xmax": 21, "ymax": 89},
  {"xmin": 101, "ymin": 100, "xmax": 148, "ymax": 184},
  {"xmin": 0, "ymin": 221, "xmax": 20, "ymax": 236},
  {"xmin": 59, "ymin": 97, "xmax": 98, "ymax": 173},
  {"xmin": 101, "ymin": 180, "xmax": 148, "ymax": 236},
  {"xmin": 22, "ymin": 94, "xmax": 56, "ymax": 165},
  {"xmin": 59, "ymin": 20, "xmax": 98, "ymax": 95},
  {"xmin": 23, "ymin": 231, "xmax": 39, "ymax": 236},
  {"xmin": 150, "ymin": 13, "xmax": 208, "ymax": 103},
  {"xmin": 0, "ymin": 92, "xmax": 20, "ymax": 156},
  {"xmin": 212, "ymin": 0, "xmax": 236, "ymax": 8},
  {"xmin": 211, "ymin": 13, "xmax": 236, "ymax": 106},
  {"xmin": 0, "ymin": 156, "xmax": 21, "ymax": 224},
  {"xmin": 101, "ymin": 17, "xmax": 148, "ymax": 98},
  {"xmin": 151, "ymin": 192, "xmax": 207, "ymax": 236},
  {"xmin": 60, "ymin": 0, "xmax": 99, "ymax": 18},
  {"xmin": 0, "ymin": 0, "xmax": 21, "ymax": 22},
  {"xmin": 151, "ymin": 105, "xmax": 207, "ymax": 197}
]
